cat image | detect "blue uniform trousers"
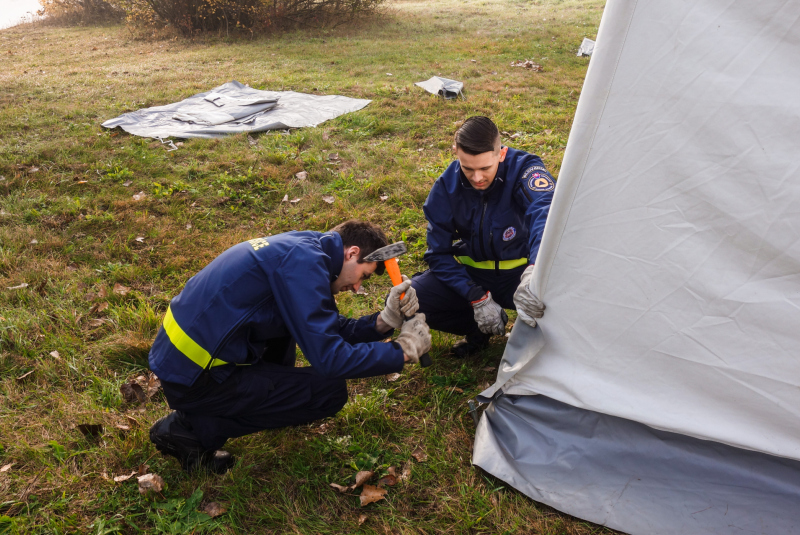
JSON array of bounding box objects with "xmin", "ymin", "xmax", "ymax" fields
[
  {"xmin": 160, "ymin": 336, "xmax": 347, "ymax": 451},
  {"xmin": 411, "ymin": 265, "xmax": 526, "ymax": 337}
]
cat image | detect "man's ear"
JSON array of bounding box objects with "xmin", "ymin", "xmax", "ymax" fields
[
  {"xmin": 499, "ymin": 146, "xmax": 509, "ymax": 161},
  {"xmin": 344, "ymin": 245, "xmax": 361, "ymax": 261}
]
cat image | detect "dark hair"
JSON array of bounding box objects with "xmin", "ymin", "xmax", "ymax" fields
[
  {"xmin": 331, "ymin": 219, "xmax": 389, "ymax": 275},
  {"xmin": 454, "ymin": 116, "xmax": 501, "ymax": 155}
]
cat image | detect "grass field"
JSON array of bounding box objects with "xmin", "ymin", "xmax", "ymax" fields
[{"xmin": 0, "ymin": 1, "xmax": 616, "ymax": 533}]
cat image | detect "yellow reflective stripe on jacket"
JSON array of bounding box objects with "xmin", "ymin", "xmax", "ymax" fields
[
  {"xmin": 163, "ymin": 306, "xmax": 229, "ymax": 369},
  {"xmin": 456, "ymin": 256, "xmax": 528, "ymax": 270}
]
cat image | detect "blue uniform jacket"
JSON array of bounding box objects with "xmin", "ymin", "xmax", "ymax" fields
[
  {"xmin": 422, "ymin": 147, "xmax": 554, "ymax": 302},
  {"xmin": 149, "ymin": 231, "xmax": 405, "ymax": 386}
]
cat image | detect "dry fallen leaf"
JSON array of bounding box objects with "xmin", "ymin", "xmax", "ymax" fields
[
  {"xmin": 379, "ymin": 195, "xmax": 388, "ymax": 202},
  {"xmin": 30, "ymin": 239, "xmax": 38, "ymax": 244},
  {"xmin": 327, "ymin": 152, "xmax": 339, "ymax": 161},
  {"xmin": 386, "ymin": 373, "xmax": 401, "ymax": 382},
  {"xmin": 322, "ymin": 195, "xmax": 335, "ymax": 204},
  {"xmin": 247, "ymin": 135, "xmax": 258, "ymax": 146},
  {"xmin": 132, "ymin": 191, "xmax": 146, "ymax": 201},
  {"xmin": 113, "ymin": 283, "xmax": 130, "ymax": 295},
  {"xmin": 49, "ymin": 350, "xmax": 61, "ymax": 359},
  {"xmin": 202, "ymin": 502, "xmax": 227, "ymax": 518},
  {"xmin": 452, "ymin": 387, "xmax": 464, "ymax": 394},
  {"xmin": 481, "ymin": 366, "xmax": 496, "ymax": 372},
  {"xmin": 295, "ymin": 171, "xmax": 308, "ymax": 181},
  {"xmin": 412, "ymin": 447, "xmax": 428, "ymax": 463},
  {"xmin": 115, "ymin": 424, "xmax": 131, "ymax": 433},
  {"xmin": 100, "ymin": 472, "xmax": 110, "ymax": 480},
  {"xmin": 281, "ymin": 194, "xmax": 289, "ymax": 202},
  {"xmin": 87, "ymin": 318, "xmax": 106, "ymax": 328},
  {"xmin": 120, "ymin": 382, "xmax": 146, "ymax": 404},
  {"xmin": 89, "ymin": 301, "xmax": 109, "ymax": 315},
  {"xmin": 125, "ymin": 415, "xmax": 140, "ymax": 426},
  {"xmin": 122, "ymin": 180, "xmax": 132, "ymax": 187},
  {"xmin": 185, "ymin": 222, "xmax": 192, "ymax": 230},
  {"xmin": 138, "ymin": 464, "xmax": 149, "ymax": 476},
  {"xmin": 135, "ymin": 236, "xmax": 145, "ymax": 243},
  {"xmin": 113, "ymin": 471, "xmax": 136, "ymax": 483},
  {"xmin": 358, "ymin": 514, "xmax": 368, "ymax": 525},
  {"xmin": 378, "ymin": 474, "xmax": 397, "ymax": 487},
  {"xmin": 360, "ymin": 484, "xmax": 388, "ymax": 506},
  {"xmin": 290, "ymin": 198, "xmax": 301, "ymax": 204},
  {"xmin": 137, "ymin": 473, "xmax": 164, "ymax": 494},
  {"xmin": 0, "ymin": 463, "xmax": 14, "ymax": 473},
  {"xmin": 351, "ymin": 470, "xmax": 374, "ymax": 490},
  {"xmin": 97, "ymin": 287, "xmax": 108, "ymax": 299},
  {"xmin": 16, "ymin": 370, "xmax": 34, "ymax": 381},
  {"xmin": 6, "ymin": 283, "xmax": 28, "ymax": 290},
  {"xmin": 77, "ymin": 423, "xmax": 103, "ymax": 437},
  {"xmin": 329, "ymin": 482, "xmax": 348, "ymax": 493}
]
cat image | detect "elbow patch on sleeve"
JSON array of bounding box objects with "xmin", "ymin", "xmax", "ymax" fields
[{"xmin": 522, "ymin": 166, "xmax": 555, "ymax": 193}]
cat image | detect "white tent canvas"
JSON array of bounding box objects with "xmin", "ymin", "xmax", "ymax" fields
[{"xmin": 473, "ymin": 0, "xmax": 800, "ymax": 533}]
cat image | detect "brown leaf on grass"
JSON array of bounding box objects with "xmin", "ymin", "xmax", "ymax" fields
[
  {"xmin": 386, "ymin": 373, "xmax": 401, "ymax": 382},
  {"xmin": 329, "ymin": 482, "xmax": 348, "ymax": 493},
  {"xmin": 378, "ymin": 474, "xmax": 397, "ymax": 487},
  {"xmin": 138, "ymin": 464, "xmax": 149, "ymax": 476},
  {"xmin": 87, "ymin": 318, "xmax": 106, "ymax": 328},
  {"xmin": 125, "ymin": 415, "xmax": 140, "ymax": 427},
  {"xmin": 89, "ymin": 302, "xmax": 109, "ymax": 315},
  {"xmin": 379, "ymin": 195, "xmax": 388, "ymax": 202},
  {"xmin": 137, "ymin": 473, "xmax": 164, "ymax": 494},
  {"xmin": 202, "ymin": 502, "xmax": 227, "ymax": 518},
  {"xmin": 289, "ymin": 198, "xmax": 301, "ymax": 204},
  {"xmin": 114, "ymin": 424, "xmax": 131, "ymax": 434},
  {"xmin": 97, "ymin": 287, "xmax": 108, "ymax": 299},
  {"xmin": 135, "ymin": 373, "xmax": 161, "ymax": 398},
  {"xmin": 135, "ymin": 236, "xmax": 145, "ymax": 243},
  {"xmin": 327, "ymin": 152, "xmax": 339, "ymax": 161},
  {"xmin": 132, "ymin": 191, "xmax": 146, "ymax": 201},
  {"xmin": 452, "ymin": 387, "xmax": 464, "ymax": 394},
  {"xmin": 322, "ymin": 195, "xmax": 335, "ymax": 204},
  {"xmin": 113, "ymin": 471, "xmax": 136, "ymax": 482},
  {"xmin": 281, "ymin": 194, "xmax": 289, "ymax": 202},
  {"xmin": 295, "ymin": 171, "xmax": 308, "ymax": 181},
  {"xmin": 358, "ymin": 514, "xmax": 368, "ymax": 525},
  {"xmin": 122, "ymin": 180, "xmax": 132, "ymax": 187},
  {"xmin": 49, "ymin": 350, "xmax": 61, "ymax": 359},
  {"xmin": 412, "ymin": 447, "xmax": 428, "ymax": 463},
  {"xmin": 543, "ymin": 129, "xmax": 553, "ymax": 135},
  {"xmin": 350, "ymin": 470, "xmax": 373, "ymax": 490},
  {"xmin": 120, "ymin": 382, "xmax": 146, "ymax": 404},
  {"xmin": 16, "ymin": 370, "xmax": 34, "ymax": 381},
  {"xmin": 359, "ymin": 484, "xmax": 388, "ymax": 506},
  {"xmin": 481, "ymin": 366, "xmax": 496, "ymax": 372},
  {"xmin": 77, "ymin": 423, "xmax": 103, "ymax": 437},
  {"xmin": 113, "ymin": 283, "xmax": 130, "ymax": 295},
  {"xmin": 0, "ymin": 463, "xmax": 14, "ymax": 473}
]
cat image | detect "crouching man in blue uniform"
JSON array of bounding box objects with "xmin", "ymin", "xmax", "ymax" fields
[
  {"xmin": 411, "ymin": 116, "xmax": 549, "ymax": 357},
  {"xmin": 148, "ymin": 220, "xmax": 431, "ymax": 474}
]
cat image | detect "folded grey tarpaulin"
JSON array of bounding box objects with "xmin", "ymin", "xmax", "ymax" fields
[
  {"xmin": 101, "ymin": 81, "xmax": 372, "ymax": 139},
  {"xmin": 415, "ymin": 76, "xmax": 465, "ymax": 100}
]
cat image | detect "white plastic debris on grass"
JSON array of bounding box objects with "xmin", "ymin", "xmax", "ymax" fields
[
  {"xmin": 415, "ymin": 76, "xmax": 465, "ymax": 100},
  {"xmin": 577, "ymin": 38, "xmax": 595, "ymax": 56},
  {"xmin": 102, "ymin": 81, "xmax": 371, "ymax": 139}
]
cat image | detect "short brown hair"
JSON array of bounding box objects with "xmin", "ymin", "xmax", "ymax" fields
[
  {"xmin": 331, "ymin": 220, "xmax": 389, "ymax": 275},
  {"xmin": 454, "ymin": 116, "xmax": 501, "ymax": 155}
]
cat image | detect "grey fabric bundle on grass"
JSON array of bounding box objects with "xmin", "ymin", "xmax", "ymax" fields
[{"xmin": 102, "ymin": 81, "xmax": 371, "ymax": 139}]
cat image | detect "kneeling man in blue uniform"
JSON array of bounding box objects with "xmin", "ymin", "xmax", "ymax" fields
[
  {"xmin": 411, "ymin": 116, "xmax": 549, "ymax": 357},
  {"xmin": 148, "ymin": 220, "xmax": 431, "ymax": 473}
]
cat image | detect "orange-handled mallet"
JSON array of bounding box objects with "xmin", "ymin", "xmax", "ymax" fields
[{"xmin": 364, "ymin": 242, "xmax": 432, "ymax": 367}]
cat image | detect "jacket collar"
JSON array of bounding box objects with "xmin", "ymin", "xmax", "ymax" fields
[{"xmin": 321, "ymin": 231, "xmax": 344, "ymax": 282}]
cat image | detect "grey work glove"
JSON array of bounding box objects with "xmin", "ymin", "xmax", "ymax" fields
[
  {"xmin": 513, "ymin": 265, "xmax": 545, "ymax": 328},
  {"xmin": 471, "ymin": 291, "xmax": 507, "ymax": 336},
  {"xmin": 380, "ymin": 275, "xmax": 419, "ymax": 329},
  {"xmin": 395, "ymin": 313, "xmax": 431, "ymax": 364}
]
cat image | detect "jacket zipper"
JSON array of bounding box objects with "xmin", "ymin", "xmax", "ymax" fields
[{"xmin": 478, "ymin": 197, "xmax": 489, "ymax": 261}]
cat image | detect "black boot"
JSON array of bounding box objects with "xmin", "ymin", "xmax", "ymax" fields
[
  {"xmin": 149, "ymin": 412, "xmax": 235, "ymax": 474},
  {"xmin": 452, "ymin": 330, "xmax": 490, "ymax": 358}
]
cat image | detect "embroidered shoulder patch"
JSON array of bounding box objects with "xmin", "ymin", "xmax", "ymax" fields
[
  {"xmin": 522, "ymin": 166, "xmax": 555, "ymax": 192},
  {"xmin": 503, "ymin": 227, "xmax": 517, "ymax": 241}
]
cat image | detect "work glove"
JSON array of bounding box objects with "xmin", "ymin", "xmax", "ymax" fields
[
  {"xmin": 471, "ymin": 291, "xmax": 507, "ymax": 336},
  {"xmin": 395, "ymin": 313, "xmax": 431, "ymax": 364},
  {"xmin": 379, "ymin": 275, "xmax": 419, "ymax": 329},
  {"xmin": 513, "ymin": 265, "xmax": 545, "ymax": 328}
]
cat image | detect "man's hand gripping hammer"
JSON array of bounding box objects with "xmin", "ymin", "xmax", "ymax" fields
[{"xmin": 364, "ymin": 242, "xmax": 433, "ymax": 367}]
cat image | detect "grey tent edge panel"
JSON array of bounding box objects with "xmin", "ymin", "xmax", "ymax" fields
[{"xmin": 473, "ymin": 394, "xmax": 800, "ymax": 535}]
